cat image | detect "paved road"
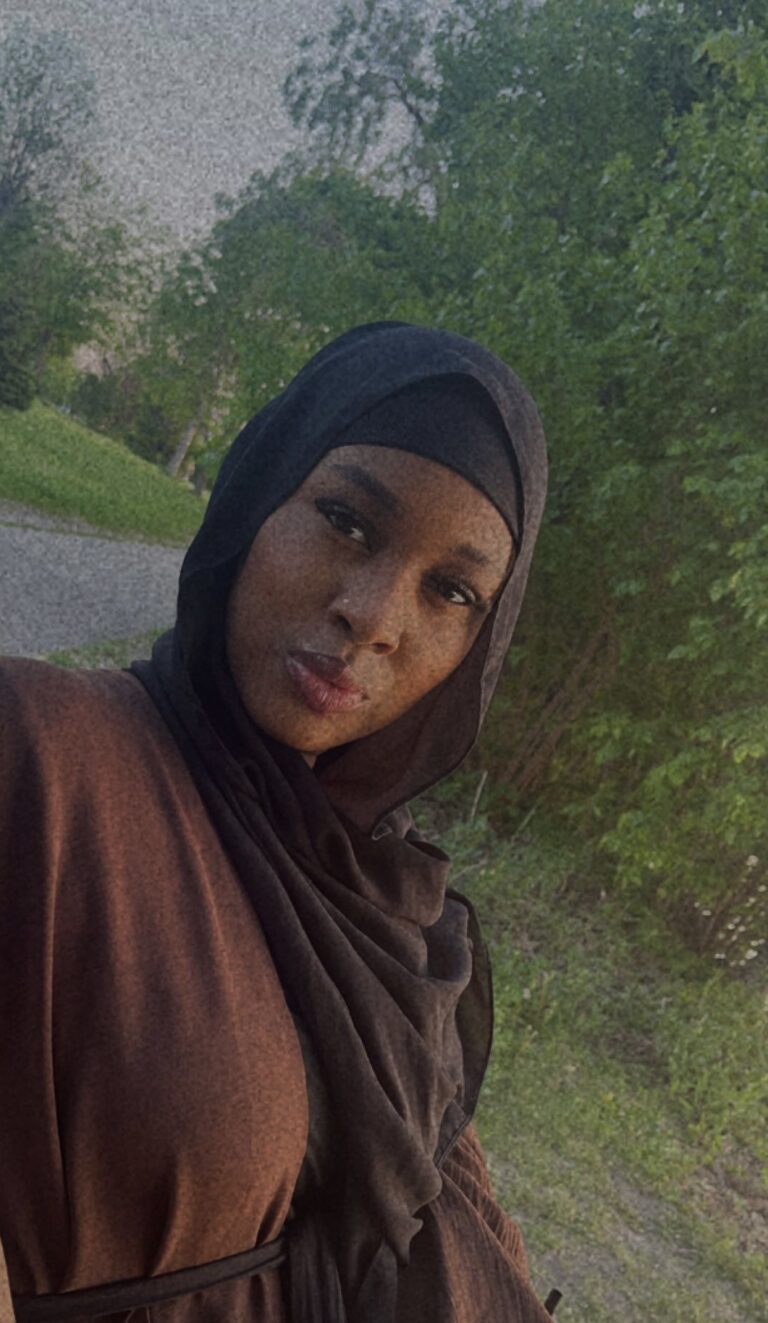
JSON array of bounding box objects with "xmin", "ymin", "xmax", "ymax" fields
[{"xmin": 0, "ymin": 502, "xmax": 186, "ymax": 657}]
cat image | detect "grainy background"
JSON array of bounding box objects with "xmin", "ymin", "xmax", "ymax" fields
[{"xmin": 0, "ymin": 0, "xmax": 446, "ymax": 244}]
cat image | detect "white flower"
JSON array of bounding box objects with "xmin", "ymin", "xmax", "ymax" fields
[
  {"xmin": 745, "ymin": 950, "xmax": 758, "ymax": 960},
  {"xmin": 746, "ymin": 855, "xmax": 759, "ymax": 868}
]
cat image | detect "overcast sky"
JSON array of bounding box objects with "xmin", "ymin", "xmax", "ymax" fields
[{"xmin": 0, "ymin": 0, "xmax": 446, "ymax": 246}]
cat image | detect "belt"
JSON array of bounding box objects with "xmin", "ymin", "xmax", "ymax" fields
[{"xmin": 12, "ymin": 1233, "xmax": 286, "ymax": 1321}]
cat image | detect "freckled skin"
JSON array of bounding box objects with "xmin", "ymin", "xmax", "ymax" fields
[{"xmin": 226, "ymin": 444, "xmax": 514, "ymax": 766}]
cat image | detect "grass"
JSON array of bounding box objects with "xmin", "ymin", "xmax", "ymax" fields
[
  {"xmin": 44, "ymin": 629, "xmax": 163, "ymax": 670},
  {"xmin": 414, "ymin": 808, "xmax": 768, "ymax": 1323},
  {"xmin": 0, "ymin": 401, "xmax": 204, "ymax": 544},
  {"xmin": 46, "ymin": 637, "xmax": 768, "ymax": 1322}
]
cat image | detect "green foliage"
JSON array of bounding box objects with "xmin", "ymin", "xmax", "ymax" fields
[
  {"xmin": 36, "ymin": 352, "xmax": 81, "ymax": 408},
  {"xmin": 284, "ymin": 0, "xmax": 436, "ymax": 170},
  {"xmin": 0, "ymin": 354, "xmax": 34, "ymax": 410},
  {"xmin": 0, "ymin": 24, "xmax": 140, "ymax": 408},
  {"xmin": 375, "ymin": 0, "xmax": 768, "ymax": 936},
  {"xmin": 122, "ymin": 164, "xmax": 446, "ymax": 476},
  {"xmin": 0, "ymin": 294, "xmax": 34, "ymax": 408},
  {"xmin": 69, "ymin": 367, "xmax": 179, "ymax": 467}
]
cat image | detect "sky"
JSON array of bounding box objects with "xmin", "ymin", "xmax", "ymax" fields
[{"xmin": 0, "ymin": 0, "xmax": 446, "ymax": 246}]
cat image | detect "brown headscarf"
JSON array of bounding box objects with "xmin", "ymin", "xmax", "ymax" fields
[{"xmin": 131, "ymin": 321, "xmax": 548, "ymax": 1322}]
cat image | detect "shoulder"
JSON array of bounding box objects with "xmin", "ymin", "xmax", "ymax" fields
[
  {"xmin": 0, "ymin": 657, "xmax": 164, "ymax": 770},
  {"xmin": 0, "ymin": 658, "xmax": 90, "ymax": 762},
  {"xmin": 0, "ymin": 655, "xmax": 104, "ymax": 722}
]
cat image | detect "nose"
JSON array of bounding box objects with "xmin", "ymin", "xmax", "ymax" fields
[{"xmin": 330, "ymin": 563, "xmax": 409, "ymax": 654}]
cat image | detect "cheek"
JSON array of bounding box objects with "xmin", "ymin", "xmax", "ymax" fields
[
  {"xmin": 227, "ymin": 539, "xmax": 290, "ymax": 666},
  {"xmin": 237, "ymin": 514, "xmax": 316, "ymax": 616},
  {"xmin": 404, "ymin": 617, "xmax": 480, "ymax": 697},
  {"xmin": 230, "ymin": 556, "xmax": 276, "ymax": 645}
]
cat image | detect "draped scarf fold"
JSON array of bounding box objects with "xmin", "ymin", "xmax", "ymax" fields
[{"xmin": 133, "ymin": 632, "xmax": 490, "ymax": 1320}]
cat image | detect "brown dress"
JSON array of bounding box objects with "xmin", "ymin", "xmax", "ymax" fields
[{"xmin": 0, "ymin": 659, "xmax": 545, "ymax": 1321}]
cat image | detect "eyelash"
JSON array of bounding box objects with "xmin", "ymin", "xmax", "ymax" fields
[{"xmin": 315, "ymin": 498, "xmax": 487, "ymax": 612}]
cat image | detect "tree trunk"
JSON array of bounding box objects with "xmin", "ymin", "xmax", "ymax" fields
[{"xmin": 166, "ymin": 417, "xmax": 198, "ymax": 478}]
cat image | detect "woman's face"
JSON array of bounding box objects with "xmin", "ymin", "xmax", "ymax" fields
[{"xmin": 226, "ymin": 443, "xmax": 514, "ymax": 765}]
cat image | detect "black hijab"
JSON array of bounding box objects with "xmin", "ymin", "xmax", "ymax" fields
[{"xmin": 132, "ymin": 321, "xmax": 548, "ymax": 1322}]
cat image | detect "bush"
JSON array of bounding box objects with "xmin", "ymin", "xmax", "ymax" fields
[
  {"xmin": 37, "ymin": 354, "xmax": 81, "ymax": 409},
  {"xmin": 0, "ymin": 350, "xmax": 34, "ymax": 409},
  {"xmin": 0, "ymin": 294, "xmax": 35, "ymax": 409}
]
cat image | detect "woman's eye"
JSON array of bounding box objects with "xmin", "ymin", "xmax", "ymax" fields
[
  {"xmin": 434, "ymin": 577, "xmax": 480, "ymax": 609},
  {"xmin": 316, "ymin": 500, "xmax": 370, "ymax": 547}
]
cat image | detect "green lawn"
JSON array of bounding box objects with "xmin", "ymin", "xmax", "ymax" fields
[
  {"xmin": 0, "ymin": 401, "xmax": 204, "ymax": 543},
  {"xmin": 46, "ymin": 635, "xmax": 768, "ymax": 1323},
  {"xmin": 426, "ymin": 812, "xmax": 768, "ymax": 1323}
]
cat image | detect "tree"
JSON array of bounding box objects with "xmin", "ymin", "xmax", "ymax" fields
[
  {"xmin": 284, "ymin": 0, "xmax": 438, "ymax": 176},
  {"xmin": 0, "ymin": 293, "xmax": 34, "ymax": 408},
  {"xmin": 278, "ymin": 0, "xmax": 768, "ymax": 935},
  {"xmin": 122, "ymin": 162, "xmax": 442, "ymax": 479},
  {"xmin": 0, "ymin": 21, "xmax": 95, "ymax": 219},
  {"xmin": 0, "ymin": 24, "xmax": 144, "ymax": 410},
  {"xmin": 587, "ymin": 26, "xmax": 768, "ymax": 917}
]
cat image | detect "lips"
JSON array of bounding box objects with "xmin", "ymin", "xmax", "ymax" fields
[{"xmin": 285, "ymin": 651, "xmax": 368, "ymax": 716}]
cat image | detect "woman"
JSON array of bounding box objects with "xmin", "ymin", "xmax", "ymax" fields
[{"xmin": 0, "ymin": 322, "xmax": 556, "ymax": 1321}]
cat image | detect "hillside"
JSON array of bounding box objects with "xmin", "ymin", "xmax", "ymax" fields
[{"xmin": 0, "ymin": 401, "xmax": 204, "ymax": 544}]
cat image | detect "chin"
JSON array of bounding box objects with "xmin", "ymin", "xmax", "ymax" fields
[
  {"xmin": 244, "ymin": 684, "xmax": 387, "ymax": 755},
  {"xmin": 285, "ymin": 712, "xmax": 380, "ymax": 760},
  {"xmin": 251, "ymin": 708, "xmax": 344, "ymax": 755}
]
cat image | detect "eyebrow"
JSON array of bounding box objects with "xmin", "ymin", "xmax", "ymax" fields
[
  {"xmin": 452, "ymin": 541, "xmax": 491, "ymax": 567},
  {"xmin": 327, "ymin": 460, "xmax": 493, "ymax": 568},
  {"xmin": 328, "ymin": 462, "xmax": 401, "ymax": 515}
]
